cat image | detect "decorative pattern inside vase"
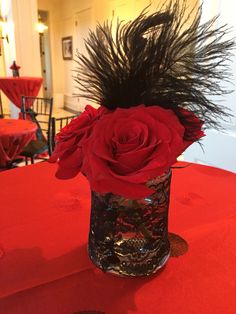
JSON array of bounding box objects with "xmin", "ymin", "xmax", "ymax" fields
[{"xmin": 88, "ymin": 171, "xmax": 172, "ymax": 277}]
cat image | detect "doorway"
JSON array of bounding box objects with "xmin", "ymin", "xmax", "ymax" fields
[{"xmin": 38, "ymin": 10, "xmax": 52, "ymax": 98}]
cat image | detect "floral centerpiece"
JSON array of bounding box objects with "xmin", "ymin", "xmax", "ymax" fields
[
  {"xmin": 51, "ymin": 104, "xmax": 204, "ymax": 198},
  {"xmin": 50, "ymin": 1, "xmax": 234, "ymax": 276}
]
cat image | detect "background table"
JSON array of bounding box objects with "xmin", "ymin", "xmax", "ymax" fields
[
  {"xmin": 0, "ymin": 162, "xmax": 235, "ymax": 313},
  {"xmin": 0, "ymin": 77, "xmax": 43, "ymax": 109},
  {"xmin": 0, "ymin": 119, "xmax": 37, "ymax": 168}
]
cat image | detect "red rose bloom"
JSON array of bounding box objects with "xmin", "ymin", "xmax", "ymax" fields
[
  {"xmin": 49, "ymin": 105, "xmax": 109, "ymax": 178},
  {"xmin": 177, "ymin": 107, "xmax": 205, "ymax": 147},
  {"xmin": 80, "ymin": 105, "xmax": 189, "ymax": 199}
]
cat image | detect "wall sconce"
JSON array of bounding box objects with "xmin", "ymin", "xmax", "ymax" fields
[
  {"xmin": 0, "ymin": 15, "xmax": 8, "ymax": 41},
  {"xmin": 37, "ymin": 22, "xmax": 48, "ymax": 34},
  {"xmin": 37, "ymin": 13, "xmax": 48, "ymax": 34},
  {"xmin": 0, "ymin": 15, "xmax": 9, "ymax": 56}
]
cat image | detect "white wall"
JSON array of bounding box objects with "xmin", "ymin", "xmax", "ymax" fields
[
  {"xmin": 184, "ymin": 0, "xmax": 236, "ymax": 173},
  {"xmin": 1, "ymin": 0, "xmax": 41, "ymax": 76}
]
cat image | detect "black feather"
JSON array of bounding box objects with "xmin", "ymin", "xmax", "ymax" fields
[{"xmin": 73, "ymin": 0, "xmax": 235, "ymax": 130}]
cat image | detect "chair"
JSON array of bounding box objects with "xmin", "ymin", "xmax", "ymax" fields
[
  {"xmin": 20, "ymin": 96, "xmax": 53, "ymax": 164},
  {"xmin": 0, "ymin": 92, "xmax": 4, "ymax": 118},
  {"xmin": 51, "ymin": 114, "xmax": 80, "ymax": 151}
]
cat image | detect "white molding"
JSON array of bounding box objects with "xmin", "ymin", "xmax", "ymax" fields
[{"xmin": 64, "ymin": 94, "xmax": 81, "ymax": 112}]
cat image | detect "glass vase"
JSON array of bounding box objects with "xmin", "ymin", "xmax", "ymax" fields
[{"xmin": 88, "ymin": 170, "xmax": 172, "ymax": 277}]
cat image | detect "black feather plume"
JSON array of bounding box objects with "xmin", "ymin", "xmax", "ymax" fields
[{"xmin": 74, "ymin": 0, "xmax": 235, "ymax": 129}]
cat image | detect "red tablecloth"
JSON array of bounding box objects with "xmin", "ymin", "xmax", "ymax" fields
[
  {"xmin": 0, "ymin": 77, "xmax": 43, "ymax": 108},
  {"xmin": 0, "ymin": 162, "xmax": 235, "ymax": 313},
  {"xmin": 0, "ymin": 119, "xmax": 37, "ymax": 167}
]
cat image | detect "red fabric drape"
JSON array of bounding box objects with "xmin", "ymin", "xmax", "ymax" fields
[
  {"xmin": 0, "ymin": 77, "xmax": 43, "ymax": 109},
  {"xmin": 0, "ymin": 161, "xmax": 235, "ymax": 313},
  {"xmin": 0, "ymin": 119, "xmax": 37, "ymax": 167}
]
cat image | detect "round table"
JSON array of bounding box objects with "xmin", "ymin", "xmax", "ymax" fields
[
  {"xmin": 0, "ymin": 162, "xmax": 235, "ymax": 313},
  {"xmin": 0, "ymin": 118, "xmax": 37, "ymax": 168},
  {"xmin": 0, "ymin": 77, "xmax": 43, "ymax": 109}
]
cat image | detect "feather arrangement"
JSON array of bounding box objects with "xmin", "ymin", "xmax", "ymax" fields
[{"xmin": 74, "ymin": 0, "xmax": 235, "ymax": 133}]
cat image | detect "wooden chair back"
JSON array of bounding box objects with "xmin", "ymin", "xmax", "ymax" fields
[
  {"xmin": 51, "ymin": 114, "xmax": 80, "ymax": 151},
  {"xmin": 0, "ymin": 92, "xmax": 4, "ymax": 118},
  {"xmin": 21, "ymin": 96, "xmax": 53, "ymax": 155}
]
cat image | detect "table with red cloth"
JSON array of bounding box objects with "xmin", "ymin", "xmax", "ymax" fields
[
  {"xmin": 0, "ymin": 119, "xmax": 37, "ymax": 168},
  {"xmin": 0, "ymin": 77, "xmax": 43, "ymax": 108},
  {"xmin": 0, "ymin": 162, "xmax": 235, "ymax": 314}
]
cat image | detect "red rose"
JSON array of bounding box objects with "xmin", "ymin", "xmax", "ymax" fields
[
  {"xmin": 80, "ymin": 105, "xmax": 188, "ymax": 199},
  {"xmin": 49, "ymin": 105, "xmax": 109, "ymax": 178},
  {"xmin": 177, "ymin": 107, "xmax": 205, "ymax": 149}
]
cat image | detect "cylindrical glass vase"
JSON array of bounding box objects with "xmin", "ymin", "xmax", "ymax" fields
[{"xmin": 88, "ymin": 170, "xmax": 172, "ymax": 277}]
